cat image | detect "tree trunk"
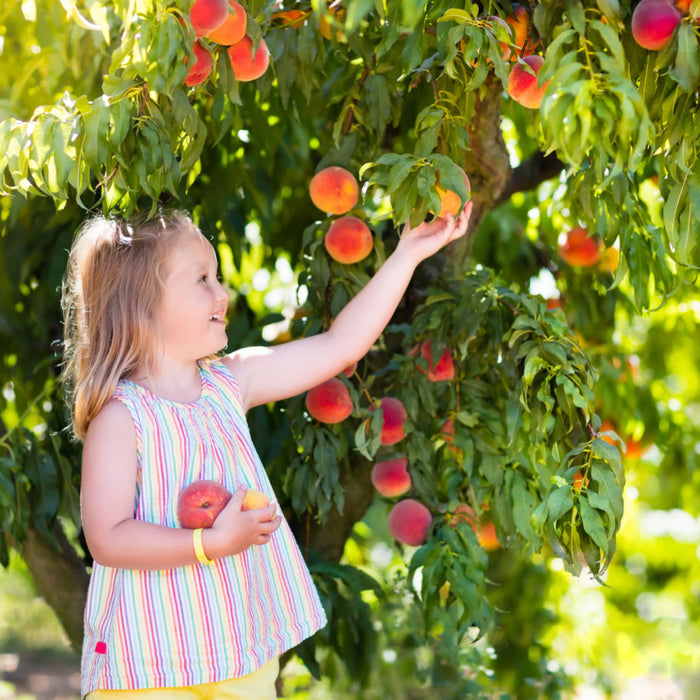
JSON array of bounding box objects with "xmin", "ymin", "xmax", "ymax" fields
[{"xmin": 21, "ymin": 526, "xmax": 89, "ymax": 655}]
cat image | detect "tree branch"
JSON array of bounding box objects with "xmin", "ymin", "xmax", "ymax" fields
[{"xmin": 495, "ymin": 151, "xmax": 564, "ymax": 206}]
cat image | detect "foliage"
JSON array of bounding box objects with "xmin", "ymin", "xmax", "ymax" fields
[{"xmin": 1, "ymin": 0, "xmax": 700, "ymax": 696}]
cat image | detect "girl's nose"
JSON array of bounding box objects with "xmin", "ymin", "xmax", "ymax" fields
[{"xmin": 216, "ymin": 279, "xmax": 230, "ymax": 304}]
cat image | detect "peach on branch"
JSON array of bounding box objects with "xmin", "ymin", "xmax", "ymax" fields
[
  {"xmin": 309, "ymin": 166, "xmax": 359, "ymax": 215},
  {"xmin": 371, "ymin": 457, "xmax": 411, "ymax": 497},
  {"xmin": 632, "ymin": 0, "xmax": 681, "ymax": 50},
  {"xmin": 190, "ymin": 0, "xmax": 229, "ymax": 37},
  {"xmin": 433, "ymin": 167, "xmax": 471, "ymax": 219},
  {"xmin": 598, "ymin": 246, "xmax": 620, "ymax": 273},
  {"xmin": 413, "ymin": 339, "xmax": 455, "ymax": 382},
  {"xmin": 185, "ymin": 41, "xmax": 213, "ymax": 87},
  {"xmin": 558, "ymin": 227, "xmax": 602, "ymax": 267},
  {"xmin": 271, "ymin": 9, "xmax": 308, "ymax": 28},
  {"xmin": 207, "ymin": 0, "xmax": 247, "ymax": 45},
  {"xmin": 374, "ymin": 396, "xmax": 408, "ymax": 445},
  {"xmin": 325, "ymin": 216, "xmax": 373, "ymax": 264},
  {"xmin": 506, "ymin": 5, "xmax": 530, "ymax": 54},
  {"xmin": 507, "ymin": 55, "xmax": 548, "ymax": 109},
  {"xmin": 305, "ymin": 377, "xmax": 353, "ymax": 423},
  {"xmin": 227, "ymin": 35, "xmax": 270, "ymax": 82},
  {"xmin": 178, "ymin": 479, "xmax": 232, "ymax": 529},
  {"xmin": 387, "ymin": 499, "xmax": 432, "ymax": 546}
]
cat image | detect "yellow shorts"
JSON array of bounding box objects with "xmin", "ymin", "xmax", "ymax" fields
[{"xmin": 85, "ymin": 657, "xmax": 279, "ymax": 700}]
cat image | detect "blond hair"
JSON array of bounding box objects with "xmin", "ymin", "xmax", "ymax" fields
[{"xmin": 61, "ymin": 211, "xmax": 200, "ymax": 440}]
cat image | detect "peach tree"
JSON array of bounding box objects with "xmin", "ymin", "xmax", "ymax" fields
[{"xmin": 1, "ymin": 0, "xmax": 699, "ymax": 695}]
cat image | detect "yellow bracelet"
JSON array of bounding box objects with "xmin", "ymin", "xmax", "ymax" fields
[{"xmin": 192, "ymin": 528, "xmax": 213, "ymax": 566}]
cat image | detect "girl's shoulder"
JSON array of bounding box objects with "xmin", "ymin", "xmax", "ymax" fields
[{"xmin": 201, "ymin": 355, "xmax": 242, "ymax": 395}]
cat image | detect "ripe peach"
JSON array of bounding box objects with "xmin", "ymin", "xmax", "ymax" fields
[
  {"xmin": 207, "ymin": 0, "xmax": 246, "ymax": 45},
  {"xmin": 478, "ymin": 520, "xmax": 500, "ymax": 551},
  {"xmin": 434, "ymin": 167, "xmax": 471, "ymax": 219},
  {"xmin": 675, "ymin": 0, "xmax": 690, "ymax": 12},
  {"xmin": 190, "ymin": 0, "xmax": 229, "ymax": 37},
  {"xmin": 413, "ymin": 339, "xmax": 455, "ymax": 382},
  {"xmin": 507, "ymin": 54, "xmax": 548, "ymax": 109},
  {"xmin": 305, "ymin": 377, "xmax": 353, "ymax": 423},
  {"xmin": 325, "ymin": 216, "xmax": 373, "ymax": 264},
  {"xmin": 558, "ymin": 227, "xmax": 602, "ymax": 267},
  {"xmin": 309, "ymin": 166, "xmax": 359, "ymax": 215},
  {"xmin": 375, "ymin": 396, "xmax": 408, "ymax": 445},
  {"xmin": 272, "ymin": 9, "xmax": 309, "ymax": 28},
  {"xmin": 598, "ymin": 247, "xmax": 620, "ymax": 273},
  {"xmin": 241, "ymin": 488, "xmax": 271, "ymax": 511},
  {"xmin": 371, "ymin": 457, "xmax": 411, "ymax": 497},
  {"xmin": 178, "ymin": 479, "xmax": 232, "ymax": 528},
  {"xmin": 506, "ymin": 5, "xmax": 531, "ymax": 55},
  {"xmin": 632, "ymin": 0, "xmax": 681, "ymax": 50},
  {"xmin": 227, "ymin": 35, "xmax": 270, "ymax": 82},
  {"xmin": 387, "ymin": 499, "xmax": 432, "ymax": 546},
  {"xmin": 185, "ymin": 41, "xmax": 213, "ymax": 87}
]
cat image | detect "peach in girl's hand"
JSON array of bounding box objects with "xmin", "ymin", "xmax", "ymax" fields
[
  {"xmin": 240, "ymin": 489, "xmax": 270, "ymax": 511},
  {"xmin": 178, "ymin": 480, "xmax": 232, "ymax": 529}
]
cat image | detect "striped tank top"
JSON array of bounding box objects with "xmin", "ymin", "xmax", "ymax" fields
[{"xmin": 81, "ymin": 359, "xmax": 327, "ymax": 694}]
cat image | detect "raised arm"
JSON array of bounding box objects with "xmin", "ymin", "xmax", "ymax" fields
[
  {"xmin": 229, "ymin": 203, "xmax": 472, "ymax": 410},
  {"xmin": 81, "ymin": 400, "xmax": 280, "ymax": 570}
]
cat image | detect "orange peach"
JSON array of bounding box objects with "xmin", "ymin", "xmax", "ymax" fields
[
  {"xmin": 190, "ymin": 0, "xmax": 229, "ymax": 37},
  {"xmin": 598, "ymin": 247, "xmax": 619, "ymax": 273},
  {"xmin": 241, "ymin": 488, "xmax": 271, "ymax": 511},
  {"xmin": 371, "ymin": 457, "xmax": 411, "ymax": 497},
  {"xmin": 185, "ymin": 40, "xmax": 213, "ymax": 87},
  {"xmin": 272, "ymin": 8, "xmax": 308, "ymax": 28},
  {"xmin": 227, "ymin": 35, "xmax": 270, "ymax": 82},
  {"xmin": 414, "ymin": 339, "xmax": 455, "ymax": 382},
  {"xmin": 558, "ymin": 227, "xmax": 602, "ymax": 267},
  {"xmin": 325, "ymin": 216, "xmax": 373, "ymax": 264},
  {"xmin": 507, "ymin": 54, "xmax": 548, "ymax": 109},
  {"xmin": 207, "ymin": 0, "xmax": 247, "ymax": 45},
  {"xmin": 506, "ymin": 4, "xmax": 531, "ymax": 55},
  {"xmin": 387, "ymin": 499, "xmax": 432, "ymax": 546},
  {"xmin": 434, "ymin": 167, "xmax": 471, "ymax": 219},
  {"xmin": 305, "ymin": 377, "xmax": 353, "ymax": 423},
  {"xmin": 632, "ymin": 0, "xmax": 681, "ymax": 50},
  {"xmin": 310, "ymin": 166, "xmax": 359, "ymax": 215},
  {"xmin": 375, "ymin": 396, "xmax": 408, "ymax": 446},
  {"xmin": 675, "ymin": 0, "xmax": 691, "ymax": 11}
]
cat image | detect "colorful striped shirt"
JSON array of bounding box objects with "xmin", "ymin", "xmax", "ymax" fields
[{"xmin": 81, "ymin": 359, "xmax": 327, "ymax": 694}]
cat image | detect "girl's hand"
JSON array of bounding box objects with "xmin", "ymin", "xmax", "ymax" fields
[
  {"xmin": 204, "ymin": 488, "xmax": 282, "ymax": 559},
  {"xmin": 396, "ymin": 201, "xmax": 473, "ymax": 265}
]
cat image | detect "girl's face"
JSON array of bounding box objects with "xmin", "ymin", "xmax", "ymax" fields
[{"xmin": 157, "ymin": 232, "xmax": 230, "ymax": 365}]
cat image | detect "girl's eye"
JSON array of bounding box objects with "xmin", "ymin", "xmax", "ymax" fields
[{"xmin": 198, "ymin": 274, "xmax": 207, "ymax": 283}]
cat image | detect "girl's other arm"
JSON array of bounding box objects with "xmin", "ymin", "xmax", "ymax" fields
[
  {"xmin": 229, "ymin": 204, "xmax": 472, "ymax": 410},
  {"xmin": 81, "ymin": 400, "xmax": 280, "ymax": 570}
]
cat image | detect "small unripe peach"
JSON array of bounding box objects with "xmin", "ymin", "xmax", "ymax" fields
[
  {"xmin": 310, "ymin": 166, "xmax": 359, "ymax": 215},
  {"xmin": 632, "ymin": 0, "xmax": 681, "ymax": 50},
  {"xmin": 305, "ymin": 377, "xmax": 353, "ymax": 423},
  {"xmin": 227, "ymin": 35, "xmax": 270, "ymax": 82},
  {"xmin": 371, "ymin": 457, "xmax": 411, "ymax": 497},
  {"xmin": 388, "ymin": 499, "xmax": 432, "ymax": 546},
  {"xmin": 190, "ymin": 0, "xmax": 229, "ymax": 37},
  {"xmin": 325, "ymin": 216, "xmax": 373, "ymax": 264},
  {"xmin": 507, "ymin": 55, "xmax": 548, "ymax": 109}
]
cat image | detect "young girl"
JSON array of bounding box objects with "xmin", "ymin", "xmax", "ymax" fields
[{"xmin": 62, "ymin": 204, "xmax": 471, "ymax": 698}]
